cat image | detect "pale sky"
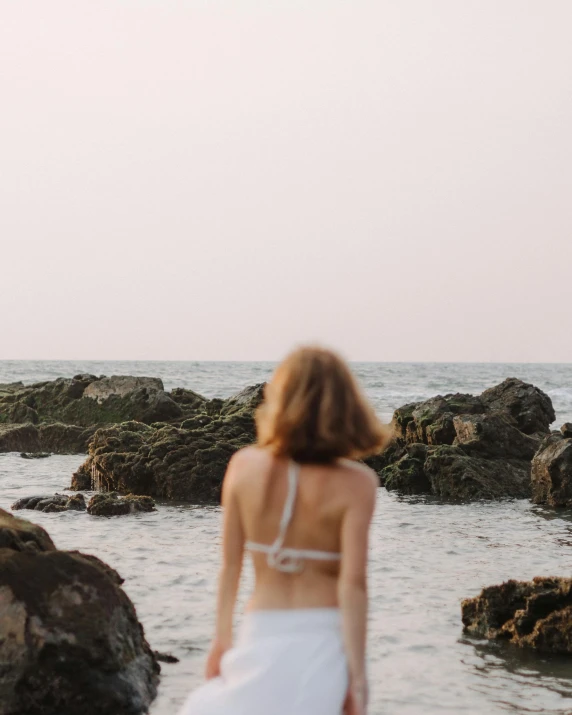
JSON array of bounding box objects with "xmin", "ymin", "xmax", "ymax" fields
[{"xmin": 1, "ymin": 1, "xmax": 571, "ymax": 362}]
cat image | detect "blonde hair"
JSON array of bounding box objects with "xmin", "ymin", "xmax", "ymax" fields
[{"xmin": 256, "ymin": 346, "xmax": 392, "ymax": 463}]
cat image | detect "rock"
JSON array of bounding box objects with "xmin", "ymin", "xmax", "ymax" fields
[
  {"xmin": 0, "ymin": 424, "xmax": 41, "ymax": 453},
  {"xmin": 38, "ymin": 422, "xmax": 96, "ymax": 453},
  {"xmin": 480, "ymin": 377, "xmax": 555, "ymax": 435},
  {"xmin": 452, "ymin": 413, "xmax": 540, "ymax": 460},
  {"xmin": 0, "ymin": 508, "xmax": 159, "ymax": 714},
  {"xmin": 531, "ymin": 434, "xmax": 572, "ymax": 507},
  {"xmin": 0, "ymin": 423, "xmax": 95, "ymax": 455},
  {"xmin": 70, "ymin": 461, "xmax": 93, "ymax": 491},
  {"xmin": 424, "ymin": 445, "xmax": 531, "ymax": 500},
  {"xmin": 381, "ymin": 444, "xmax": 431, "ymax": 494},
  {"xmin": 9, "ymin": 402, "xmax": 39, "ymax": 424},
  {"xmin": 154, "ymin": 651, "xmax": 180, "ymax": 663},
  {"xmin": 561, "ymin": 423, "xmax": 572, "ymax": 438},
  {"xmin": 20, "ymin": 452, "xmax": 51, "ymax": 459},
  {"xmin": 83, "ymin": 376, "xmax": 164, "ymax": 402},
  {"xmin": 219, "ymin": 383, "xmax": 265, "ymax": 416},
  {"xmin": 462, "ymin": 577, "xmax": 572, "ymax": 654},
  {"xmin": 377, "ymin": 379, "xmax": 555, "ymax": 501},
  {"xmin": 11, "ymin": 493, "xmax": 87, "ymax": 513},
  {"xmin": 394, "ymin": 394, "xmax": 485, "ymax": 445},
  {"xmin": 0, "ymin": 507, "xmax": 55, "ymax": 552},
  {"xmin": 87, "ymin": 493, "xmax": 156, "ymax": 516},
  {"xmin": 72, "ymin": 385, "xmax": 265, "ymax": 503},
  {"xmin": 0, "ymin": 375, "xmax": 217, "ymax": 454}
]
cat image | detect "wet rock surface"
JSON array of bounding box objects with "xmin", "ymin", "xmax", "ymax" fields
[
  {"xmin": 87, "ymin": 492, "xmax": 156, "ymax": 516},
  {"xmin": 0, "ymin": 375, "xmax": 213, "ymax": 454},
  {"xmin": 561, "ymin": 423, "xmax": 572, "ymax": 438},
  {"xmin": 380, "ymin": 379, "xmax": 554, "ymax": 501},
  {"xmin": 20, "ymin": 451, "xmax": 51, "ymax": 459},
  {"xmin": 531, "ymin": 433, "xmax": 572, "ymax": 507},
  {"xmin": 12, "ymin": 494, "xmax": 87, "ymax": 513},
  {"xmin": 72, "ymin": 384, "xmax": 265, "ymax": 503},
  {"xmin": 462, "ymin": 577, "xmax": 572, "ymax": 654},
  {"xmin": 0, "ymin": 508, "xmax": 159, "ymax": 714}
]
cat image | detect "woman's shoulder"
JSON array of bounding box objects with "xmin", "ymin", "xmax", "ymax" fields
[
  {"xmin": 334, "ymin": 459, "xmax": 379, "ymax": 503},
  {"xmin": 225, "ymin": 445, "xmax": 275, "ymax": 482}
]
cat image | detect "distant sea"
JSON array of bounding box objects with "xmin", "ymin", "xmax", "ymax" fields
[{"xmin": 1, "ymin": 360, "xmax": 572, "ymax": 715}]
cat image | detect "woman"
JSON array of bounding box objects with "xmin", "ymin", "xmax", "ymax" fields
[{"xmin": 179, "ymin": 346, "xmax": 391, "ymax": 715}]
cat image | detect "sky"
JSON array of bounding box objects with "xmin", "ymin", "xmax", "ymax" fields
[{"xmin": 1, "ymin": 1, "xmax": 571, "ymax": 362}]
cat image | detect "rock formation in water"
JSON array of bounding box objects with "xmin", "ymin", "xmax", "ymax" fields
[
  {"xmin": 0, "ymin": 508, "xmax": 159, "ymax": 714},
  {"xmin": 12, "ymin": 493, "xmax": 87, "ymax": 513},
  {"xmin": 0, "ymin": 374, "xmax": 211, "ymax": 453},
  {"xmin": 378, "ymin": 378, "xmax": 555, "ymax": 501},
  {"xmin": 87, "ymin": 492, "xmax": 156, "ymax": 516},
  {"xmin": 462, "ymin": 577, "xmax": 572, "ymax": 654},
  {"xmin": 531, "ymin": 427, "xmax": 572, "ymax": 507},
  {"xmin": 70, "ymin": 384, "xmax": 264, "ymax": 503}
]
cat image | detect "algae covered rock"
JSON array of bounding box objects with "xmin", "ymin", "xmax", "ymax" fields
[
  {"xmin": 87, "ymin": 492, "xmax": 156, "ymax": 516},
  {"xmin": 0, "ymin": 424, "xmax": 41, "ymax": 453},
  {"xmin": 11, "ymin": 494, "xmax": 86, "ymax": 513},
  {"xmin": 480, "ymin": 378, "xmax": 555, "ymax": 435},
  {"xmin": 73, "ymin": 384, "xmax": 264, "ymax": 503},
  {"xmin": 531, "ymin": 433, "xmax": 572, "ymax": 507},
  {"xmin": 379, "ymin": 378, "xmax": 554, "ymax": 501},
  {"xmin": 0, "ymin": 374, "xmax": 223, "ymax": 454},
  {"xmin": 462, "ymin": 577, "xmax": 572, "ymax": 654},
  {"xmin": 0, "ymin": 508, "xmax": 159, "ymax": 714}
]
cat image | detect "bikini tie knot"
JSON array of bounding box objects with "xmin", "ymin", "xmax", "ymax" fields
[{"xmin": 267, "ymin": 548, "xmax": 304, "ymax": 574}]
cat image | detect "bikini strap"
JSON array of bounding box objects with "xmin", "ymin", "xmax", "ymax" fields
[
  {"xmin": 271, "ymin": 460, "xmax": 299, "ymax": 553},
  {"xmin": 267, "ymin": 461, "xmax": 303, "ymax": 573}
]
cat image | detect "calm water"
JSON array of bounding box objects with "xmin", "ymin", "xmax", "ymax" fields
[{"xmin": 1, "ymin": 360, "xmax": 572, "ymax": 714}]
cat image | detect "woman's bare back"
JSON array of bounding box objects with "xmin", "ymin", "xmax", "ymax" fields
[{"xmin": 231, "ymin": 446, "xmax": 376, "ymax": 611}]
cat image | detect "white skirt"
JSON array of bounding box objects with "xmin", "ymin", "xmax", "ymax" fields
[{"xmin": 178, "ymin": 608, "xmax": 348, "ymax": 715}]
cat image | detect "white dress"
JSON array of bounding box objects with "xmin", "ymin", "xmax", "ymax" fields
[{"xmin": 177, "ymin": 462, "xmax": 349, "ymax": 715}]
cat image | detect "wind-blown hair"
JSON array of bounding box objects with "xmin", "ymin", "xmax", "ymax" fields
[{"xmin": 256, "ymin": 346, "xmax": 392, "ymax": 464}]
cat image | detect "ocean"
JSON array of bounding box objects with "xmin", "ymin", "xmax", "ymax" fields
[{"xmin": 1, "ymin": 360, "xmax": 572, "ymax": 714}]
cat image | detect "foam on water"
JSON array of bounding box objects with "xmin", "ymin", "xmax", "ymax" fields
[{"xmin": 1, "ymin": 360, "xmax": 572, "ymax": 714}]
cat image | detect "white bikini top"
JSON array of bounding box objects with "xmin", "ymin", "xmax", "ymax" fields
[{"xmin": 245, "ymin": 461, "xmax": 342, "ymax": 573}]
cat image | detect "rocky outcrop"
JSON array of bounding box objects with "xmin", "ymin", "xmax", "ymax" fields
[
  {"xmin": 87, "ymin": 493, "xmax": 156, "ymax": 516},
  {"xmin": 12, "ymin": 494, "xmax": 86, "ymax": 513},
  {"xmin": 83, "ymin": 377, "xmax": 163, "ymax": 402},
  {"xmin": 380, "ymin": 379, "xmax": 554, "ymax": 501},
  {"xmin": 0, "ymin": 374, "xmax": 214, "ymax": 454},
  {"xmin": 20, "ymin": 452, "xmax": 51, "ymax": 459},
  {"xmin": 462, "ymin": 577, "xmax": 572, "ymax": 654},
  {"xmin": 71, "ymin": 384, "xmax": 265, "ymax": 503},
  {"xmin": 531, "ymin": 433, "xmax": 572, "ymax": 507},
  {"xmin": 480, "ymin": 378, "xmax": 555, "ymax": 435},
  {"xmin": 0, "ymin": 422, "xmax": 96, "ymax": 454},
  {"xmin": 0, "ymin": 508, "xmax": 159, "ymax": 714}
]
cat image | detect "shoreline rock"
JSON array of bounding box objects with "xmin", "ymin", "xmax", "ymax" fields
[
  {"xmin": 87, "ymin": 492, "xmax": 156, "ymax": 516},
  {"xmin": 379, "ymin": 378, "xmax": 555, "ymax": 501},
  {"xmin": 462, "ymin": 577, "xmax": 572, "ymax": 654},
  {"xmin": 0, "ymin": 374, "xmax": 212, "ymax": 454},
  {"xmin": 0, "ymin": 508, "xmax": 159, "ymax": 713},
  {"xmin": 531, "ymin": 432, "xmax": 572, "ymax": 507},
  {"xmin": 71, "ymin": 384, "xmax": 265, "ymax": 503},
  {"xmin": 12, "ymin": 493, "xmax": 87, "ymax": 513}
]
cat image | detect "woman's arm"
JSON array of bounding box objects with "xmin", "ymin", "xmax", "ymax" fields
[
  {"xmin": 205, "ymin": 455, "xmax": 245, "ymax": 679},
  {"xmin": 337, "ymin": 469, "xmax": 377, "ymax": 711}
]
